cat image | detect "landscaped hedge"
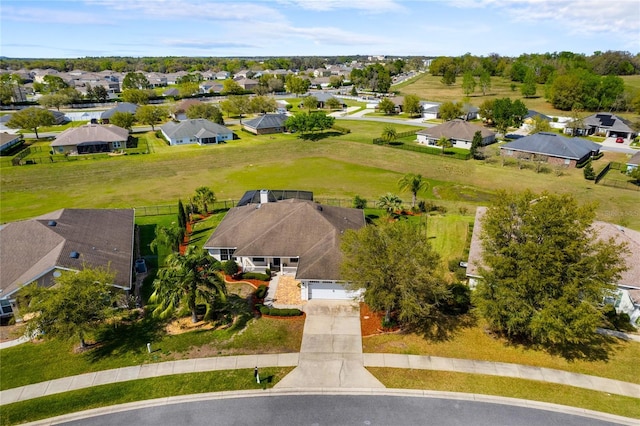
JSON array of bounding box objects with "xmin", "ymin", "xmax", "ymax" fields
[
  {"xmin": 254, "ymin": 285, "xmax": 268, "ymax": 299},
  {"xmin": 258, "ymin": 306, "xmax": 303, "ymax": 316},
  {"xmin": 242, "ymin": 272, "xmax": 271, "ymax": 281}
]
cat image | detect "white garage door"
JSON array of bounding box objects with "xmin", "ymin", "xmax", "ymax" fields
[{"xmin": 308, "ymin": 281, "xmax": 355, "ymax": 300}]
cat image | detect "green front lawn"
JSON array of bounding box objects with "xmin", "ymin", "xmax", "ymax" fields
[
  {"xmin": 363, "ymin": 318, "xmax": 640, "ymax": 384},
  {"xmin": 369, "ymin": 369, "xmax": 640, "ymax": 419},
  {"xmin": 0, "ymin": 316, "xmax": 304, "ymax": 390},
  {"xmin": 0, "ymin": 368, "xmax": 293, "ymax": 426}
]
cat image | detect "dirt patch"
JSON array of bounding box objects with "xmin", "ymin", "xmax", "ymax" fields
[
  {"xmin": 0, "ymin": 322, "xmax": 27, "ymax": 342},
  {"xmin": 165, "ymin": 317, "xmax": 216, "ymax": 335}
]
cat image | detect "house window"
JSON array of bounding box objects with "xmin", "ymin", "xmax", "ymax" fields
[
  {"xmin": 506, "ymin": 149, "xmax": 513, "ymax": 156},
  {"xmin": 289, "ymin": 258, "xmax": 299, "ymax": 263},
  {"xmin": 253, "ymin": 257, "xmax": 265, "ymax": 262},
  {"xmin": 112, "ymin": 141, "xmax": 122, "ymax": 149},
  {"xmin": 564, "ymin": 158, "xmax": 570, "ymax": 165},
  {"xmin": 220, "ymin": 248, "xmax": 235, "ymax": 261}
]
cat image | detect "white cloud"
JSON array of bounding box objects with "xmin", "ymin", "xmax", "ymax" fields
[
  {"xmin": 2, "ymin": 5, "xmax": 112, "ymax": 25},
  {"xmin": 162, "ymin": 38, "xmax": 259, "ymax": 50},
  {"xmin": 88, "ymin": 0, "xmax": 286, "ymax": 23},
  {"xmin": 279, "ymin": 0, "xmax": 404, "ymax": 13},
  {"xmin": 451, "ymin": 0, "xmax": 640, "ymax": 44},
  {"xmin": 286, "ymin": 25, "xmax": 387, "ymax": 46}
]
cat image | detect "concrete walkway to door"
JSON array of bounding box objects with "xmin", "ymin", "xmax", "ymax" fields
[{"xmin": 274, "ymin": 300, "xmax": 384, "ymax": 389}]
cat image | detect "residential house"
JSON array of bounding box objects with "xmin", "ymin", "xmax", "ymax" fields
[
  {"xmin": 417, "ymin": 119, "xmax": 496, "ymax": 150},
  {"xmin": 100, "ymin": 102, "xmax": 138, "ymax": 124},
  {"xmin": 242, "ymin": 113, "xmax": 287, "ymax": 135},
  {"xmin": 564, "ymin": 113, "xmax": 636, "ymax": 140},
  {"xmin": 0, "ymin": 132, "xmax": 23, "ymax": 153},
  {"xmin": 215, "ymin": 71, "xmax": 230, "ymax": 80},
  {"xmin": 199, "ymin": 81, "xmax": 223, "ymax": 94},
  {"xmin": 312, "ymin": 92, "xmax": 345, "ymax": 109},
  {"xmin": 501, "ymin": 132, "xmax": 600, "ymax": 167},
  {"xmin": 421, "ymin": 102, "xmax": 478, "ymax": 121},
  {"xmin": 145, "ymin": 73, "xmax": 167, "ymax": 87},
  {"xmin": 235, "ymin": 78, "xmax": 258, "ymax": 91},
  {"xmin": 171, "ymin": 99, "xmax": 203, "ymax": 121},
  {"xmin": 626, "ymin": 151, "xmax": 640, "ymax": 174},
  {"xmin": 313, "ymin": 68, "xmax": 332, "ymax": 78},
  {"xmin": 160, "ymin": 118, "xmax": 233, "ymax": 146},
  {"xmin": 51, "ymin": 124, "xmax": 129, "ymax": 154},
  {"xmin": 203, "ymin": 190, "xmax": 366, "ymax": 301},
  {"xmin": 0, "ymin": 209, "xmax": 135, "ymax": 318},
  {"xmin": 162, "ymin": 87, "xmax": 180, "ymax": 97},
  {"xmin": 466, "ymin": 208, "xmax": 640, "ymax": 325}
]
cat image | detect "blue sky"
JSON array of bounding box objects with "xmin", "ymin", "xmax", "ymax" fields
[{"xmin": 1, "ymin": 0, "xmax": 638, "ymax": 59}]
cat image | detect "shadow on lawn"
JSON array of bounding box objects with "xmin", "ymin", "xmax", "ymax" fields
[
  {"xmin": 86, "ymin": 316, "xmax": 164, "ymax": 362},
  {"xmin": 408, "ymin": 311, "xmax": 478, "ymax": 342},
  {"xmin": 298, "ymin": 131, "xmax": 342, "ymax": 141}
]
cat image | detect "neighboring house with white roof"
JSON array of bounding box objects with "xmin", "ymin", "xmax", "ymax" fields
[
  {"xmin": 204, "ymin": 190, "xmax": 366, "ymax": 301},
  {"xmin": 626, "ymin": 151, "xmax": 640, "ymax": 174},
  {"xmin": 51, "ymin": 124, "xmax": 129, "ymax": 155},
  {"xmin": 417, "ymin": 119, "xmax": 495, "ymax": 150},
  {"xmin": 0, "ymin": 132, "xmax": 22, "ymax": 153},
  {"xmin": 160, "ymin": 118, "xmax": 233, "ymax": 146},
  {"xmin": 0, "ymin": 209, "xmax": 135, "ymax": 318}
]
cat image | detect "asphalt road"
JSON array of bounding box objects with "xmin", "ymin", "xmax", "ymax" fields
[{"xmin": 59, "ymin": 395, "xmax": 625, "ymax": 426}]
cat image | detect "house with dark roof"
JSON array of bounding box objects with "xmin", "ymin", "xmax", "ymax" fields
[
  {"xmin": 626, "ymin": 151, "xmax": 640, "ymax": 174},
  {"xmin": 242, "ymin": 113, "xmax": 288, "ymax": 135},
  {"xmin": 51, "ymin": 124, "xmax": 129, "ymax": 154},
  {"xmin": 417, "ymin": 119, "xmax": 496, "ymax": 150},
  {"xmin": 564, "ymin": 112, "xmax": 636, "ymax": 140},
  {"xmin": 171, "ymin": 99, "xmax": 203, "ymax": 121},
  {"xmin": 500, "ymin": 132, "xmax": 600, "ymax": 167},
  {"xmin": 420, "ymin": 102, "xmax": 479, "ymax": 121},
  {"xmin": 160, "ymin": 118, "xmax": 233, "ymax": 146},
  {"xmin": 0, "ymin": 209, "xmax": 135, "ymax": 318},
  {"xmin": 203, "ymin": 190, "xmax": 366, "ymax": 301},
  {"xmin": 100, "ymin": 102, "xmax": 138, "ymax": 124},
  {"xmin": 0, "ymin": 132, "xmax": 23, "ymax": 153}
]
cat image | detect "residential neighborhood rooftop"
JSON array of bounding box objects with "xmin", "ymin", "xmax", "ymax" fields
[{"xmin": 501, "ymin": 132, "xmax": 600, "ymax": 160}]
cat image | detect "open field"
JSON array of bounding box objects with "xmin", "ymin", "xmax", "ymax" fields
[
  {"xmin": 398, "ymin": 73, "xmax": 640, "ymax": 121},
  {"xmin": 2, "ymin": 125, "xmax": 639, "ymax": 229},
  {"xmin": 369, "ymin": 369, "xmax": 640, "ymax": 419}
]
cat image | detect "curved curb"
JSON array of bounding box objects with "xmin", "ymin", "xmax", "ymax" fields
[{"xmin": 21, "ymin": 388, "xmax": 639, "ymax": 426}]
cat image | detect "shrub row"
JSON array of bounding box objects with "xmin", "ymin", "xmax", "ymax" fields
[
  {"xmin": 243, "ymin": 272, "xmax": 271, "ymax": 281},
  {"xmin": 331, "ymin": 124, "xmax": 351, "ymax": 134},
  {"xmin": 254, "ymin": 285, "xmax": 268, "ymax": 299},
  {"xmin": 257, "ymin": 305, "xmax": 302, "ymax": 316}
]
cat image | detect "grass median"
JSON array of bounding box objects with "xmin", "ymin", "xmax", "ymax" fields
[
  {"xmin": 368, "ymin": 368, "xmax": 640, "ymax": 419},
  {"xmin": 0, "ymin": 368, "xmax": 293, "ymax": 426}
]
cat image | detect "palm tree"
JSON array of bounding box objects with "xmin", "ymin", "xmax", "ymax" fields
[
  {"xmin": 381, "ymin": 126, "xmax": 397, "ymax": 143},
  {"xmin": 397, "ymin": 173, "xmax": 428, "ymax": 208},
  {"xmin": 437, "ymin": 136, "xmax": 451, "ymax": 153},
  {"xmin": 377, "ymin": 193, "xmax": 403, "ymax": 217},
  {"xmin": 150, "ymin": 223, "xmax": 184, "ymax": 254},
  {"xmin": 150, "ymin": 246, "xmax": 227, "ymax": 323},
  {"xmin": 192, "ymin": 186, "xmax": 216, "ymax": 214}
]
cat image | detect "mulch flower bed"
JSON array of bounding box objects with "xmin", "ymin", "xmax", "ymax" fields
[{"xmin": 360, "ymin": 302, "xmax": 402, "ymax": 337}]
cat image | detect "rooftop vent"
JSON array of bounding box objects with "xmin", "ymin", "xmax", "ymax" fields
[
  {"xmin": 47, "ymin": 220, "xmax": 57, "ymax": 226},
  {"xmin": 69, "ymin": 251, "xmax": 80, "ymax": 259}
]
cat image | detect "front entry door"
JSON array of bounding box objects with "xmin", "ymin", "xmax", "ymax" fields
[{"xmin": 272, "ymin": 258, "xmax": 281, "ymax": 272}]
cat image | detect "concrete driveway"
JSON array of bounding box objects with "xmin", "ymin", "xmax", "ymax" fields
[{"xmin": 275, "ymin": 300, "xmax": 384, "ymax": 389}]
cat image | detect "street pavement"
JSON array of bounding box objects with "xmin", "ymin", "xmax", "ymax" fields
[{"xmin": 2, "ymin": 300, "xmax": 639, "ymax": 407}]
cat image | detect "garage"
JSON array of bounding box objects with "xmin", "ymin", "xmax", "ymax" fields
[{"xmin": 307, "ymin": 280, "xmax": 359, "ymax": 300}]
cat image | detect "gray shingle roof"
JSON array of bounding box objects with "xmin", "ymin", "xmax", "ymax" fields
[
  {"xmin": 161, "ymin": 119, "xmax": 232, "ymax": 140},
  {"xmin": 100, "ymin": 102, "xmax": 138, "ymax": 119},
  {"xmin": 583, "ymin": 113, "xmax": 633, "ymax": 133},
  {"xmin": 466, "ymin": 208, "xmax": 640, "ymax": 288},
  {"xmin": 243, "ymin": 114, "xmax": 287, "ymax": 130},
  {"xmin": 0, "ymin": 209, "xmax": 135, "ymax": 298},
  {"xmin": 204, "ymin": 199, "xmax": 365, "ymax": 281},
  {"xmin": 626, "ymin": 151, "xmax": 640, "ymax": 166},
  {"xmin": 501, "ymin": 132, "xmax": 600, "ymax": 160},
  {"xmin": 417, "ymin": 119, "xmax": 495, "ymax": 141},
  {"xmin": 51, "ymin": 124, "xmax": 129, "ymax": 147}
]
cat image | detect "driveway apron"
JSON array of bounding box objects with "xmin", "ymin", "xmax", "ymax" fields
[{"xmin": 274, "ymin": 300, "xmax": 384, "ymax": 388}]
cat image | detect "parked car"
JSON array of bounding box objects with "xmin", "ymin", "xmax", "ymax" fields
[{"xmin": 616, "ymin": 137, "xmax": 624, "ymax": 143}]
